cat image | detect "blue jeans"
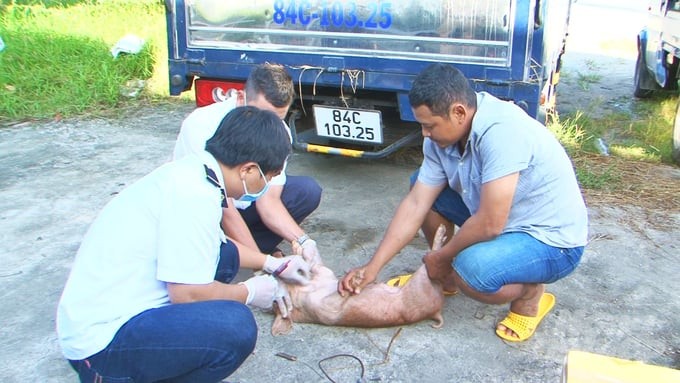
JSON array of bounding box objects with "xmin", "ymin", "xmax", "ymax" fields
[
  {"xmin": 68, "ymin": 241, "xmax": 255, "ymax": 383},
  {"xmin": 410, "ymin": 170, "xmax": 583, "ymax": 293},
  {"xmin": 454, "ymin": 233, "xmax": 583, "ymax": 293},
  {"xmin": 409, "ymin": 171, "xmax": 471, "ymax": 226},
  {"xmin": 240, "ymin": 175, "xmax": 322, "ymax": 253}
]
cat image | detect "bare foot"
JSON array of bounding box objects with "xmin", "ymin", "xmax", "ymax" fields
[{"xmin": 496, "ymin": 284, "xmax": 544, "ymax": 340}]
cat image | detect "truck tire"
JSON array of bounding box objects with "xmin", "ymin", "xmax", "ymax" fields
[
  {"xmin": 673, "ymin": 101, "xmax": 680, "ymax": 164},
  {"xmin": 634, "ymin": 50, "xmax": 655, "ymax": 98}
]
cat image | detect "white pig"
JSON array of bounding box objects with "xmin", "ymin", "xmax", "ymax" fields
[{"xmin": 271, "ymin": 225, "xmax": 448, "ymax": 335}]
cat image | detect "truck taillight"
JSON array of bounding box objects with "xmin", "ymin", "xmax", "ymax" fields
[{"xmin": 194, "ymin": 79, "xmax": 245, "ymax": 107}]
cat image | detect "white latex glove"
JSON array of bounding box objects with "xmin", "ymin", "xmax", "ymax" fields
[
  {"xmin": 274, "ymin": 279, "xmax": 293, "ymax": 318},
  {"xmin": 240, "ymin": 275, "xmax": 279, "ymax": 311},
  {"xmin": 263, "ymin": 254, "xmax": 311, "ymax": 285},
  {"xmin": 300, "ymin": 239, "xmax": 321, "ymax": 267}
]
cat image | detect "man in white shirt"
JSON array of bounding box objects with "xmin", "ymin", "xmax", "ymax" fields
[
  {"xmin": 57, "ymin": 107, "xmax": 311, "ymax": 382},
  {"xmin": 174, "ymin": 63, "xmax": 322, "ymax": 263}
]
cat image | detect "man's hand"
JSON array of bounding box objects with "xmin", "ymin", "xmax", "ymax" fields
[
  {"xmin": 422, "ymin": 250, "xmax": 453, "ymax": 284},
  {"xmin": 299, "ymin": 239, "xmax": 321, "ymax": 266},
  {"xmin": 338, "ymin": 265, "xmax": 377, "ymax": 297},
  {"xmin": 240, "ymin": 275, "xmax": 280, "ymax": 311},
  {"xmin": 263, "ymin": 254, "xmax": 311, "ymax": 285}
]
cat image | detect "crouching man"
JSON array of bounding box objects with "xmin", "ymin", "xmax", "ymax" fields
[{"xmin": 57, "ymin": 107, "xmax": 310, "ymax": 383}]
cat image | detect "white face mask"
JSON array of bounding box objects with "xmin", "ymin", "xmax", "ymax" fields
[{"xmin": 237, "ymin": 164, "xmax": 269, "ymax": 202}]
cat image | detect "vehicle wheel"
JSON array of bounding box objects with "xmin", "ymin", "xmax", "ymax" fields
[
  {"xmin": 634, "ymin": 50, "xmax": 655, "ymax": 98},
  {"xmin": 673, "ymin": 101, "xmax": 680, "ymax": 164}
]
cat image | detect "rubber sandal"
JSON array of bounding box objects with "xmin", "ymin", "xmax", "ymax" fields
[
  {"xmin": 387, "ymin": 273, "xmax": 412, "ymax": 287},
  {"xmin": 496, "ymin": 292, "xmax": 556, "ymax": 342},
  {"xmin": 386, "ymin": 273, "xmax": 458, "ymax": 296}
]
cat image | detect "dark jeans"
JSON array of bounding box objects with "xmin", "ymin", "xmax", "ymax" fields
[
  {"xmin": 239, "ymin": 175, "xmax": 322, "ymax": 253},
  {"xmin": 409, "ymin": 170, "xmax": 471, "ymax": 226},
  {"xmin": 68, "ymin": 241, "xmax": 254, "ymax": 383}
]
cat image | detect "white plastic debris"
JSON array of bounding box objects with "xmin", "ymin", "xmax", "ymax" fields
[
  {"xmin": 0, "ymin": 36, "xmax": 5, "ymax": 52},
  {"xmin": 596, "ymin": 137, "xmax": 610, "ymax": 156},
  {"xmin": 110, "ymin": 34, "xmax": 145, "ymax": 58}
]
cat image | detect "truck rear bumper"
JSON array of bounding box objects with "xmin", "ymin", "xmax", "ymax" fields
[{"xmin": 288, "ymin": 110, "xmax": 422, "ymax": 159}]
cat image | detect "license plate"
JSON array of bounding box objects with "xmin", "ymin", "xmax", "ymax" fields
[{"xmin": 313, "ymin": 105, "xmax": 383, "ymax": 144}]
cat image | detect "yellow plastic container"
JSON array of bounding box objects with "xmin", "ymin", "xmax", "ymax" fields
[{"xmin": 562, "ymin": 350, "xmax": 680, "ymax": 383}]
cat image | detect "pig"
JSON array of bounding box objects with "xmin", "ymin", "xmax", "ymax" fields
[{"xmin": 271, "ymin": 225, "xmax": 448, "ymax": 336}]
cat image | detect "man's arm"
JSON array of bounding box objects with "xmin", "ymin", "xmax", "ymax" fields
[
  {"xmin": 339, "ymin": 181, "xmax": 444, "ymax": 295},
  {"xmin": 221, "ymin": 197, "xmax": 260, "ymax": 251},
  {"xmin": 167, "ymin": 280, "xmax": 249, "ymax": 304},
  {"xmin": 423, "ymin": 172, "xmax": 518, "ymax": 282},
  {"xmin": 254, "ymin": 185, "xmax": 305, "ymax": 242},
  {"xmin": 227, "ymin": 236, "xmax": 269, "ymax": 269}
]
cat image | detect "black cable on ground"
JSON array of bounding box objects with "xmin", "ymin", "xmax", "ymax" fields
[{"xmin": 318, "ymin": 353, "xmax": 366, "ymax": 383}]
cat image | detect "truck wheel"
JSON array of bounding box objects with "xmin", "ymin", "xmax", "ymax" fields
[
  {"xmin": 673, "ymin": 101, "xmax": 680, "ymax": 164},
  {"xmin": 634, "ymin": 50, "xmax": 655, "ymax": 98}
]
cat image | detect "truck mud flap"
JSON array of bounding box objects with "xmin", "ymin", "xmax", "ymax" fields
[{"xmin": 287, "ymin": 110, "xmax": 422, "ymax": 159}]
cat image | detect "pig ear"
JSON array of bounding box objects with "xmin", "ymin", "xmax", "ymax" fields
[{"xmin": 272, "ymin": 314, "xmax": 294, "ymax": 336}]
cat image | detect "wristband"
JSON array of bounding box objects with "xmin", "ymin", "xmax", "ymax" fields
[{"xmin": 295, "ymin": 233, "xmax": 310, "ymax": 246}]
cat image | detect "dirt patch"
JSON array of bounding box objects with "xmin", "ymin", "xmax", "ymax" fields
[{"xmin": 557, "ymin": 1, "xmax": 646, "ymax": 119}]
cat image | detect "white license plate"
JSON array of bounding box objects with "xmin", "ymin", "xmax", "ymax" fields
[{"xmin": 313, "ymin": 105, "xmax": 383, "ymax": 144}]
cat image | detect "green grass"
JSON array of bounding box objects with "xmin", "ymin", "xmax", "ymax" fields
[
  {"xmin": 547, "ymin": 92, "xmax": 678, "ymax": 190},
  {"xmin": 574, "ymin": 163, "xmax": 622, "ymax": 190},
  {"xmin": 0, "ymin": 0, "xmax": 169, "ymax": 119},
  {"xmin": 554, "ymin": 95, "xmax": 678, "ymax": 164}
]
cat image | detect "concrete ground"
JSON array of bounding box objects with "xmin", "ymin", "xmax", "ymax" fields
[
  {"xmin": 1, "ymin": 102, "xmax": 678, "ymax": 383},
  {"xmin": 1, "ymin": 0, "xmax": 678, "ymax": 382}
]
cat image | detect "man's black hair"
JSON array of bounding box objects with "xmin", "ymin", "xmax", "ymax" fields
[
  {"xmin": 205, "ymin": 106, "xmax": 291, "ymax": 174},
  {"xmin": 408, "ymin": 63, "xmax": 477, "ymax": 117}
]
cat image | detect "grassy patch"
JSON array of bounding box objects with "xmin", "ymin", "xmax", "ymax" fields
[
  {"xmin": 0, "ymin": 0, "xmax": 168, "ymax": 120},
  {"xmin": 563, "ymin": 94, "xmax": 678, "ymax": 164},
  {"xmin": 574, "ymin": 163, "xmax": 621, "ymax": 190},
  {"xmin": 0, "ymin": 30, "xmax": 153, "ymax": 118},
  {"xmin": 546, "ymin": 111, "xmax": 586, "ymax": 155},
  {"xmin": 550, "ymin": 92, "xmax": 677, "ymax": 196}
]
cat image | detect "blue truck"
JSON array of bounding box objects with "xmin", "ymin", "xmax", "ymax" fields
[
  {"xmin": 635, "ymin": 0, "xmax": 680, "ymax": 163},
  {"xmin": 165, "ymin": 0, "xmax": 573, "ymax": 158}
]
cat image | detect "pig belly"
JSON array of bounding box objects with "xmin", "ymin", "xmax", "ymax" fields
[{"xmin": 288, "ymin": 265, "xmax": 444, "ymax": 328}]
